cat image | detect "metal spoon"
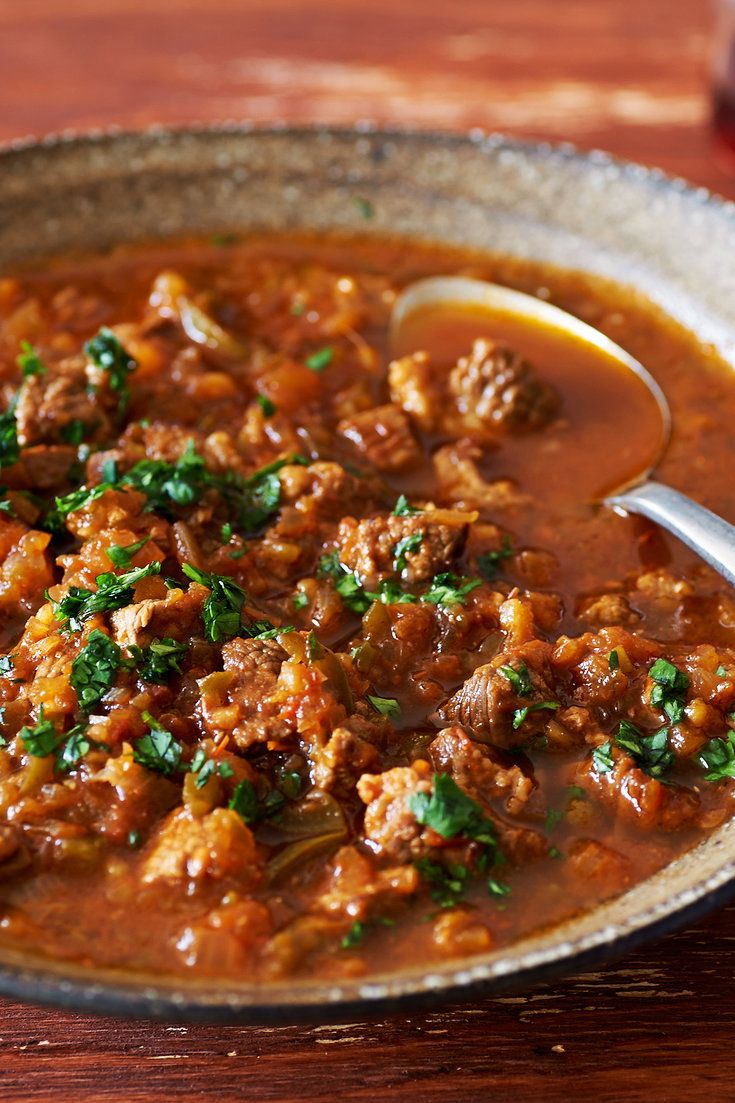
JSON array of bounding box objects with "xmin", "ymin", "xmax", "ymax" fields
[{"xmin": 390, "ymin": 276, "xmax": 735, "ymax": 589}]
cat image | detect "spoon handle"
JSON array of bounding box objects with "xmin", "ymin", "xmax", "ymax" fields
[{"xmin": 607, "ymin": 480, "xmax": 735, "ymax": 588}]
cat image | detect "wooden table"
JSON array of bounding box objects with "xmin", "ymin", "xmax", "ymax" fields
[{"xmin": 1, "ymin": 0, "xmax": 734, "ymax": 1098}]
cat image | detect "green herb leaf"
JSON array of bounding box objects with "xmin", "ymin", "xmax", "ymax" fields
[
  {"xmin": 19, "ymin": 708, "xmax": 61, "ymax": 757},
  {"xmin": 393, "ymin": 495, "xmax": 421, "ymax": 517},
  {"xmin": 17, "ymin": 341, "xmax": 46, "ymax": 378},
  {"xmin": 70, "ymin": 629, "xmax": 122, "ymax": 711},
  {"xmin": 256, "ymin": 394, "xmax": 276, "ymax": 417},
  {"xmin": 56, "ymin": 726, "xmax": 92, "ymax": 773},
  {"xmin": 133, "ymin": 712, "xmax": 182, "ymax": 775},
  {"xmin": 52, "ymin": 562, "xmax": 162, "ymax": 631},
  {"xmin": 699, "ymin": 731, "xmax": 735, "ymax": 782},
  {"xmin": 512, "ymin": 700, "xmax": 559, "ymax": 730},
  {"xmin": 367, "ymin": 694, "xmax": 401, "ymax": 719},
  {"xmin": 228, "ymin": 777, "xmax": 259, "ymax": 823},
  {"xmin": 0, "ymin": 405, "xmax": 20, "ymax": 470},
  {"xmin": 609, "ymin": 649, "xmax": 620, "ymax": 671},
  {"xmin": 353, "ymin": 196, "xmax": 375, "ymax": 220},
  {"xmin": 305, "ymin": 346, "xmax": 333, "ymax": 372},
  {"xmin": 105, "ymin": 535, "xmax": 151, "ymax": 569},
  {"xmin": 414, "ymin": 858, "xmax": 470, "ymax": 908},
  {"xmin": 182, "ymin": 563, "xmax": 246, "ymax": 642},
  {"xmin": 477, "ymin": 536, "xmax": 515, "ymax": 580},
  {"xmin": 84, "ymin": 327, "xmax": 137, "ymax": 413},
  {"xmin": 392, "ymin": 531, "xmax": 423, "ymax": 573},
  {"xmin": 499, "ymin": 662, "xmax": 532, "ymax": 697},
  {"xmin": 420, "ymin": 572, "xmax": 481, "ymax": 608},
  {"xmin": 293, "ymin": 590, "xmax": 309, "ymax": 610},
  {"xmin": 648, "ymin": 658, "xmax": 689, "ymax": 725},
  {"xmin": 127, "ymin": 637, "xmax": 188, "ymax": 684},
  {"xmin": 592, "ymin": 740, "xmax": 614, "ymax": 774},
  {"xmin": 615, "ymin": 719, "xmax": 674, "ymax": 778},
  {"xmin": 410, "ymin": 772, "xmax": 496, "ymax": 848}
]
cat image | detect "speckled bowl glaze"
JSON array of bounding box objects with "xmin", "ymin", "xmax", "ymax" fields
[{"xmin": 1, "ymin": 125, "xmax": 735, "ymax": 1023}]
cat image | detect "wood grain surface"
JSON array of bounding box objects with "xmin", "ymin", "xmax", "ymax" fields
[{"xmin": 2, "ymin": 1, "xmax": 735, "ymax": 1099}]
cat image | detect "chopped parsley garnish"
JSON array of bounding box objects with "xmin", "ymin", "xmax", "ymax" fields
[
  {"xmin": 229, "ymin": 778, "xmax": 259, "ymax": 822},
  {"xmin": 45, "ymin": 482, "xmax": 111, "ymax": 531},
  {"xmin": 544, "ymin": 808, "xmax": 564, "ymax": 833},
  {"xmin": 84, "ymin": 327, "xmax": 137, "ymax": 413},
  {"xmin": 499, "ymin": 662, "xmax": 532, "ymax": 697},
  {"xmin": 133, "ymin": 712, "xmax": 183, "ymax": 775},
  {"xmin": 567, "ymin": 784, "xmax": 587, "ymax": 801},
  {"xmin": 549, "ymin": 847, "xmax": 564, "ymax": 860},
  {"xmin": 127, "ymin": 637, "xmax": 188, "ymax": 684},
  {"xmin": 0, "ymin": 404, "xmax": 20, "ymax": 470},
  {"xmin": 415, "ymin": 858, "xmax": 470, "ymax": 908},
  {"xmin": 340, "ymin": 915, "xmax": 395, "ymax": 949},
  {"xmin": 478, "ymin": 536, "xmax": 515, "ymax": 580},
  {"xmin": 421, "ymin": 572, "xmax": 481, "ymax": 607},
  {"xmin": 17, "ymin": 341, "xmax": 46, "ymax": 378},
  {"xmin": 392, "ymin": 531, "xmax": 423, "ymax": 572},
  {"xmin": 608, "ymin": 649, "xmax": 620, "ymax": 671},
  {"xmin": 19, "ymin": 708, "xmax": 61, "ymax": 757},
  {"xmin": 614, "ymin": 719, "xmax": 674, "ymax": 778},
  {"xmin": 318, "ymin": 552, "xmax": 372, "ymax": 615},
  {"xmin": 256, "ymin": 394, "xmax": 276, "ymax": 417},
  {"xmin": 120, "ymin": 441, "xmax": 207, "ymax": 514},
  {"xmin": 60, "ymin": 418, "xmax": 89, "ymax": 445},
  {"xmin": 353, "ymin": 196, "xmax": 375, "ymax": 220},
  {"xmin": 592, "ymin": 740, "xmax": 614, "ymax": 774},
  {"xmin": 105, "ymin": 535, "xmax": 151, "ymax": 569},
  {"xmin": 51, "ymin": 562, "xmax": 162, "ymax": 631},
  {"xmin": 512, "ymin": 700, "xmax": 559, "ymax": 730},
  {"xmin": 221, "ymin": 522, "xmax": 233, "ymax": 544},
  {"xmin": 189, "ymin": 748, "xmax": 235, "ymax": 789},
  {"xmin": 488, "ymin": 878, "xmax": 511, "ymax": 899},
  {"xmin": 717, "ymin": 664, "xmax": 729, "ymax": 677},
  {"xmin": 293, "ymin": 590, "xmax": 309, "ymax": 610},
  {"xmin": 367, "ymin": 694, "xmax": 401, "ymax": 719},
  {"xmin": 56, "ymin": 726, "xmax": 92, "ymax": 773},
  {"xmin": 698, "ymin": 731, "xmax": 735, "ymax": 782},
  {"xmin": 0, "ymin": 655, "xmax": 15, "ymax": 677},
  {"xmin": 305, "ymin": 346, "xmax": 333, "ymax": 372},
  {"xmin": 393, "ymin": 495, "xmax": 421, "ymax": 517},
  {"xmin": 291, "ymin": 300, "xmax": 306, "ymax": 317},
  {"xmin": 181, "ymin": 564, "xmax": 246, "ymax": 642},
  {"xmin": 648, "ymin": 658, "xmax": 689, "ymax": 724},
  {"xmin": 70, "ymin": 630, "xmax": 122, "ymax": 711},
  {"xmin": 410, "ymin": 772, "xmax": 497, "ymax": 849}
]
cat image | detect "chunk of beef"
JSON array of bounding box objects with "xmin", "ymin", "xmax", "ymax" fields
[
  {"xmin": 338, "ymin": 403, "xmax": 422, "ymax": 473},
  {"xmin": 388, "ymin": 350, "xmax": 440, "ymax": 432},
  {"xmin": 433, "ymin": 439, "xmax": 530, "ymax": 513},
  {"xmin": 199, "ymin": 636, "xmax": 292, "ymax": 751},
  {"xmin": 448, "ymin": 339, "xmax": 559, "ymax": 433},
  {"xmin": 356, "ymin": 762, "xmax": 435, "ymax": 862},
  {"xmin": 579, "ymin": 746, "xmax": 699, "ymax": 831},
  {"xmin": 14, "ymin": 357, "xmax": 111, "ymax": 446},
  {"xmin": 576, "ymin": 591, "xmax": 640, "ymax": 627},
  {"xmin": 279, "ymin": 460, "xmax": 379, "ymax": 522},
  {"xmin": 141, "ymin": 808, "xmax": 258, "ymax": 888},
  {"xmin": 311, "ymin": 718, "xmax": 382, "ymax": 793},
  {"xmin": 10, "ymin": 445, "xmax": 76, "ymax": 491},
  {"xmin": 337, "ymin": 509, "xmax": 471, "ymax": 589},
  {"xmin": 429, "ymin": 725, "xmax": 543, "ymax": 818},
  {"xmin": 110, "ymin": 583, "xmax": 207, "ymax": 649},
  {"xmin": 434, "ymin": 639, "xmax": 556, "ymax": 749},
  {"xmin": 318, "ymin": 845, "xmax": 418, "ymax": 920}
]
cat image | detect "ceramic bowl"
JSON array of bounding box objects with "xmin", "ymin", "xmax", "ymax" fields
[{"xmin": 2, "ymin": 125, "xmax": 735, "ymax": 1022}]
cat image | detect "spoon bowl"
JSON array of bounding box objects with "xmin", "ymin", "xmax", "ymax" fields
[{"xmin": 390, "ymin": 274, "xmax": 735, "ymax": 588}]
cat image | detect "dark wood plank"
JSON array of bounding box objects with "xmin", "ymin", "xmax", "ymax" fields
[{"xmin": 1, "ymin": 1, "xmax": 734, "ymax": 1098}]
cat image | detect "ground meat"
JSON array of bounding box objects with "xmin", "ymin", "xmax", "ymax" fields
[
  {"xmin": 337, "ymin": 509, "xmax": 470, "ymax": 589},
  {"xmin": 429, "ymin": 725, "xmax": 543, "ymax": 818},
  {"xmin": 357, "ymin": 762, "xmax": 435, "ymax": 862},
  {"xmin": 14, "ymin": 356, "xmax": 112, "ymax": 446},
  {"xmin": 199, "ymin": 636, "xmax": 292, "ymax": 751},
  {"xmin": 141, "ymin": 808, "xmax": 259, "ymax": 888},
  {"xmin": 579, "ymin": 747, "xmax": 700, "ymax": 831},
  {"xmin": 338, "ymin": 403, "xmax": 422, "ymax": 473},
  {"xmin": 110, "ymin": 583, "xmax": 207, "ymax": 649},
  {"xmin": 448, "ymin": 339, "xmax": 560, "ymax": 433},
  {"xmin": 434, "ymin": 639, "xmax": 556, "ymax": 749}
]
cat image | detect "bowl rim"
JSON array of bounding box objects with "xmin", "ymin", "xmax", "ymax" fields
[{"xmin": 2, "ymin": 121, "xmax": 735, "ymax": 1023}]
